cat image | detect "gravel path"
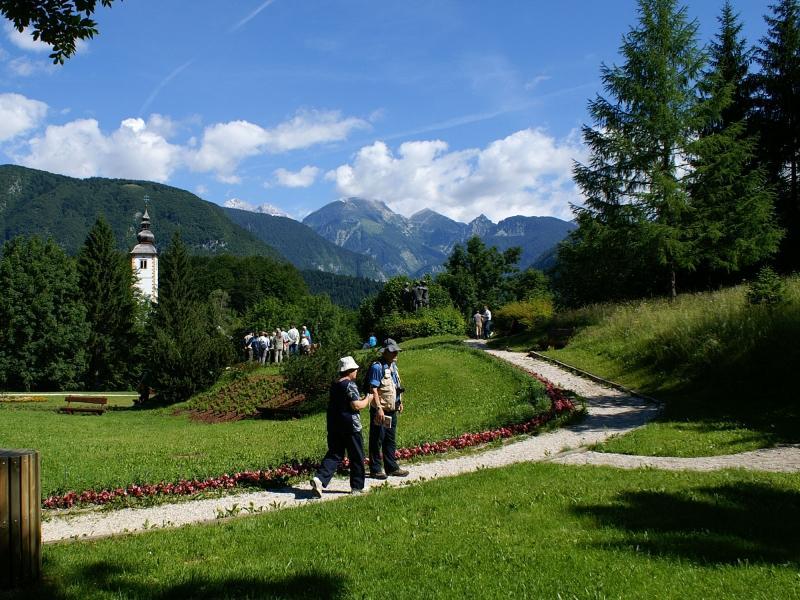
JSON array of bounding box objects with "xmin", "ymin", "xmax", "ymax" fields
[
  {"xmin": 553, "ymin": 447, "xmax": 800, "ymax": 472},
  {"xmin": 44, "ymin": 342, "xmax": 797, "ymax": 543}
]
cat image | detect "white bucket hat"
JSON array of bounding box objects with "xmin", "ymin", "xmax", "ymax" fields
[{"xmin": 338, "ymin": 356, "xmax": 360, "ymax": 372}]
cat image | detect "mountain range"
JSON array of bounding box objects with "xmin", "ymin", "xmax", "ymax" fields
[
  {"xmin": 0, "ymin": 165, "xmax": 575, "ymax": 281},
  {"xmin": 301, "ymin": 198, "xmax": 576, "ymax": 276}
]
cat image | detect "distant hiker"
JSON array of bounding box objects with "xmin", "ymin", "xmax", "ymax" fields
[
  {"xmin": 257, "ymin": 331, "xmax": 270, "ymax": 364},
  {"xmin": 281, "ymin": 327, "xmax": 291, "ymax": 354},
  {"xmin": 368, "ymin": 333, "xmax": 377, "ymax": 348},
  {"xmin": 300, "ymin": 334, "xmax": 311, "ymax": 355},
  {"xmin": 272, "ymin": 328, "xmax": 284, "ymax": 364},
  {"xmin": 310, "ymin": 356, "xmax": 370, "ymax": 497},
  {"xmin": 302, "ymin": 325, "xmax": 312, "ymax": 345},
  {"xmin": 473, "ymin": 310, "xmax": 483, "ymax": 339},
  {"xmin": 368, "ymin": 338, "xmax": 409, "ymax": 480},
  {"xmin": 244, "ymin": 331, "xmax": 255, "ymax": 362},
  {"xmin": 287, "ymin": 325, "xmax": 300, "ymax": 355},
  {"xmin": 482, "ymin": 306, "xmax": 492, "ymax": 339}
]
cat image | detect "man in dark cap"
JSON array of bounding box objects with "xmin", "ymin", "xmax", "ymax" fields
[{"xmin": 367, "ymin": 338, "xmax": 409, "ymax": 479}]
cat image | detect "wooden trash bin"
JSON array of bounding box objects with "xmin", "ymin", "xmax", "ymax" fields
[{"xmin": 0, "ymin": 449, "xmax": 41, "ymax": 588}]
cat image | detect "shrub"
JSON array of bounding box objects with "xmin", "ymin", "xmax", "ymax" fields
[
  {"xmin": 494, "ymin": 298, "xmax": 554, "ymax": 335},
  {"xmin": 747, "ymin": 266, "xmax": 787, "ymax": 306},
  {"xmin": 376, "ymin": 306, "xmax": 466, "ymax": 341},
  {"xmin": 280, "ymin": 343, "xmax": 347, "ymax": 406}
]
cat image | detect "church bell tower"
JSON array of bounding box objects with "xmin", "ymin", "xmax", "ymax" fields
[{"xmin": 130, "ymin": 197, "xmax": 158, "ymax": 302}]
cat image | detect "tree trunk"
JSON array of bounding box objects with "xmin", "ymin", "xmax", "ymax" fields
[{"xmin": 670, "ymin": 268, "xmax": 677, "ymax": 299}]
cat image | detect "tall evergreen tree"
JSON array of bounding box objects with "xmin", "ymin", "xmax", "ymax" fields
[
  {"xmin": 0, "ymin": 236, "xmax": 89, "ymax": 390},
  {"xmin": 688, "ymin": 4, "xmax": 783, "ymax": 277},
  {"xmin": 702, "ymin": 1, "xmax": 753, "ymax": 132},
  {"xmin": 752, "ymin": 0, "xmax": 800, "ymax": 269},
  {"xmin": 148, "ymin": 232, "xmax": 232, "ymax": 404},
  {"xmin": 572, "ymin": 0, "xmax": 706, "ymax": 298},
  {"xmin": 77, "ymin": 216, "xmax": 140, "ymax": 389}
]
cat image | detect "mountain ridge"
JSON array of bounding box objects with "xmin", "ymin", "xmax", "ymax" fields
[{"xmin": 302, "ymin": 197, "xmax": 576, "ymax": 276}]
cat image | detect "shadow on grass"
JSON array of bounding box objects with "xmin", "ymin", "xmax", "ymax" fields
[
  {"xmin": 7, "ymin": 563, "xmax": 348, "ymax": 600},
  {"xmin": 574, "ymin": 481, "xmax": 800, "ymax": 565}
]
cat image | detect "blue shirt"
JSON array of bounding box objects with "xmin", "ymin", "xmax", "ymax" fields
[{"xmin": 368, "ymin": 335, "xmax": 377, "ymax": 347}]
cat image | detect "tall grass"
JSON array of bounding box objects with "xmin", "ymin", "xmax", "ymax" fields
[{"xmin": 553, "ymin": 276, "xmax": 800, "ymax": 393}]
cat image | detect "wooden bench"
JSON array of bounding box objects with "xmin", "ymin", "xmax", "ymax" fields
[{"xmin": 61, "ymin": 395, "xmax": 108, "ymax": 415}]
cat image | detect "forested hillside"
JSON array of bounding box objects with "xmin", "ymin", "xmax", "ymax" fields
[
  {"xmin": 0, "ymin": 165, "xmax": 283, "ymax": 259},
  {"xmin": 301, "ymin": 270, "xmax": 384, "ymax": 308},
  {"xmin": 222, "ymin": 206, "xmax": 385, "ymax": 280}
]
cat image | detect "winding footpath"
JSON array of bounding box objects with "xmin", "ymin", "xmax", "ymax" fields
[{"xmin": 42, "ymin": 341, "xmax": 799, "ymax": 544}]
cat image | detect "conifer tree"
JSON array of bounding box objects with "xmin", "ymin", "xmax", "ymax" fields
[
  {"xmin": 702, "ymin": 1, "xmax": 753, "ymax": 132},
  {"xmin": 752, "ymin": 0, "xmax": 800, "ymax": 269},
  {"xmin": 77, "ymin": 216, "xmax": 139, "ymax": 389},
  {"xmin": 148, "ymin": 232, "xmax": 232, "ymax": 404},
  {"xmin": 0, "ymin": 236, "xmax": 89, "ymax": 390},
  {"xmin": 688, "ymin": 3, "xmax": 783, "ymax": 277},
  {"xmin": 572, "ymin": 0, "xmax": 705, "ymax": 298}
]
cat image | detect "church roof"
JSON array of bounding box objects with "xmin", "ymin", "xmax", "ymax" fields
[{"xmin": 131, "ymin": 205, "xmax": 158, "ymax": 255}]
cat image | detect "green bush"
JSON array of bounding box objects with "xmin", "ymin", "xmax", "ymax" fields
[
  {"xmin": 494, "ymin": 298, "xmax": 554, "ymax": 335},
  {"xmin": 747, "ymin": 266, "xmax": 787, "ymax": 306},
  {"xmin": 186, "ymin": 364, "xmax": 288, "ymax": 419},
  {"xmin": 376, "ymin": 306, "xmax": 466, "ymax": 341},
  {"xmin": 280, "ymin": 343, "xmax": 347, "ymax": 407}
]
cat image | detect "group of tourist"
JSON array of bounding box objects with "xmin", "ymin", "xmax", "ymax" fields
[
  {"xmin": 311, "ymin": 337, "xmax": 408, "ymax": 496},
  {"xmin": 243, "ymin": 325, "xmax": 314, "ymax": 364},
  {"xmin": 472, "ymin": 305, "xmax": 493, "ymax": 339}
]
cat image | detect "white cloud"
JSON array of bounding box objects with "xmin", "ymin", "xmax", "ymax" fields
[
  {"xmin": 327, "ymin": 128, "xmax": 585, "ymax": 221},
  {"xmin": 4, "ymin": 24, "xmax": 51, "ymax": 53},
  {"xmin": 195, "ymin": 184, "xmax": 209, "ymax": 196},
  {"xmin": 273, "ymin": 165, "xmax": 319, "ymax": 188},
  {"xmin": 7, "ymin": 56, "xmax": 54, "ymax": 76},
  {"xmin": 0, "ymin": 93, "xmax": 48, "ymax": 141},
  {"xmin": 262, "ymin": 109, "xmax": 370, "ymax": 152},
  {"xmin": 189, "ymin": 109, "xmax": 369, "ymax": 181},
  {"xmin": 16, "ymin": 117, "xmax": 183, "ymax": 181},
  {"xmin": 188, "ymin": 120, "xmax": 268, "ymax": 180}
]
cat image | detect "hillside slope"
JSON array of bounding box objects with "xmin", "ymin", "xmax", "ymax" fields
[
  {"xmin": 222, "ymin": 206, "xmax": 385, "ymax": 280},
  {"xmin": 0, "ymin": 165, "xmax": 283, "ymax": 259}
]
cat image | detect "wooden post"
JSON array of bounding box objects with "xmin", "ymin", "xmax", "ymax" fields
[{"xmin": 0, "ymin": 449, "xmax": 41, "ymax": 588}]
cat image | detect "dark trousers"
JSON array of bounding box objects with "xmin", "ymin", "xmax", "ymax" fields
[
  {"xmin": 315, "ymin": 428, "xmax": 366, "ymax": 491},
  {"xmin": 369, "ymin": 407, "xmax": 399, "ymax": 474}
]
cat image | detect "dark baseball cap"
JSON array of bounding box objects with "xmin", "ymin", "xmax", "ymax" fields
[{"xmin": 382, "ymin": 338, "xmax": 402, "ymax": 353}]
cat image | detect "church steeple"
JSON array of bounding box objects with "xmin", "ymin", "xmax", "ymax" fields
[{"xmin": 130, "ymin": 196, "xmax": 159, "ymax": 302}]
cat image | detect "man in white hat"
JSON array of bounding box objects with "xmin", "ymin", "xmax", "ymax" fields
[
  {"xmin": 310, "ymin": 356, "xmax": 370, "ymax": 497},
  {"xmin": 367, "ymin": 338, "xmax": 409, "ymax": 479}
]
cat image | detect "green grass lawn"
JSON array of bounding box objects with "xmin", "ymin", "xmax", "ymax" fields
[
  {"xmin": 5, "ymin": 463, "xmax": 799, "ymax": 599},
  {"xmin": 497, "ymin": 278, "xmax": 800, "ymax": 458},
  {"xmin": 0, "ymin": 342, "xmax": 548, "ymax": 497}
]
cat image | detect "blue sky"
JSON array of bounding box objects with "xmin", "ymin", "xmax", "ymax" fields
[{"xmin": 0, "ymin": 1, "xmax": 773, "ymax": 223}]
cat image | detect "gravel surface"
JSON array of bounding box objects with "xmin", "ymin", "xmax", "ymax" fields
[
  {"xmin": 553, "ymin": 446, "xmax": 800, "ymax": 472},
  {"xmin": 50, "ymin": 341, "xmax": 799, "ymax": 543}
]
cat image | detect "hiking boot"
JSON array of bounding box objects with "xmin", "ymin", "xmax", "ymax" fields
[
  {"xmin": 310, "ymin": 476, "xmax": 323, "ymax": 498},
  {"xmin": 369, "ymin": 471, "xmax": 388, "ymax": 480},
  {"xmin": 350, "ymin": 488, "xmax": 365, "ymax": 495},
  {"xmin": 388, "ymin": 468, "xmax": 409, "ymax": 477}
]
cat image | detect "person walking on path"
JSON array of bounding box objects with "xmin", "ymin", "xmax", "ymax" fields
[
  {"xmin": 473, "ymin": 310, "xmax": 483, "ymax": 339},
  {"xmin": 310, "ymin": 356, "xmax": 370, "ymax": 497},
  {"xmin": 482, "ymin": 306, "xmax": 492, "ymax": 339},
  {"xmin": 368, "ymin": 339, "xmax": 409, "ymax": 479}
]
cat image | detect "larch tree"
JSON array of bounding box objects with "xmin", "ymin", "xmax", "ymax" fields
[{"xmin": 572, "ymin": 0, "xmax": 706, "ymax": 299}]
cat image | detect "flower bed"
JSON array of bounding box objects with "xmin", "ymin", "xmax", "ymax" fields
[
  {"xmin": 0, "ymin": 395, "xmax": 47, "ymax": 403},
  {"xmin": 43, "ymin": 373, "xmax": 576, "ymax": 509}
]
